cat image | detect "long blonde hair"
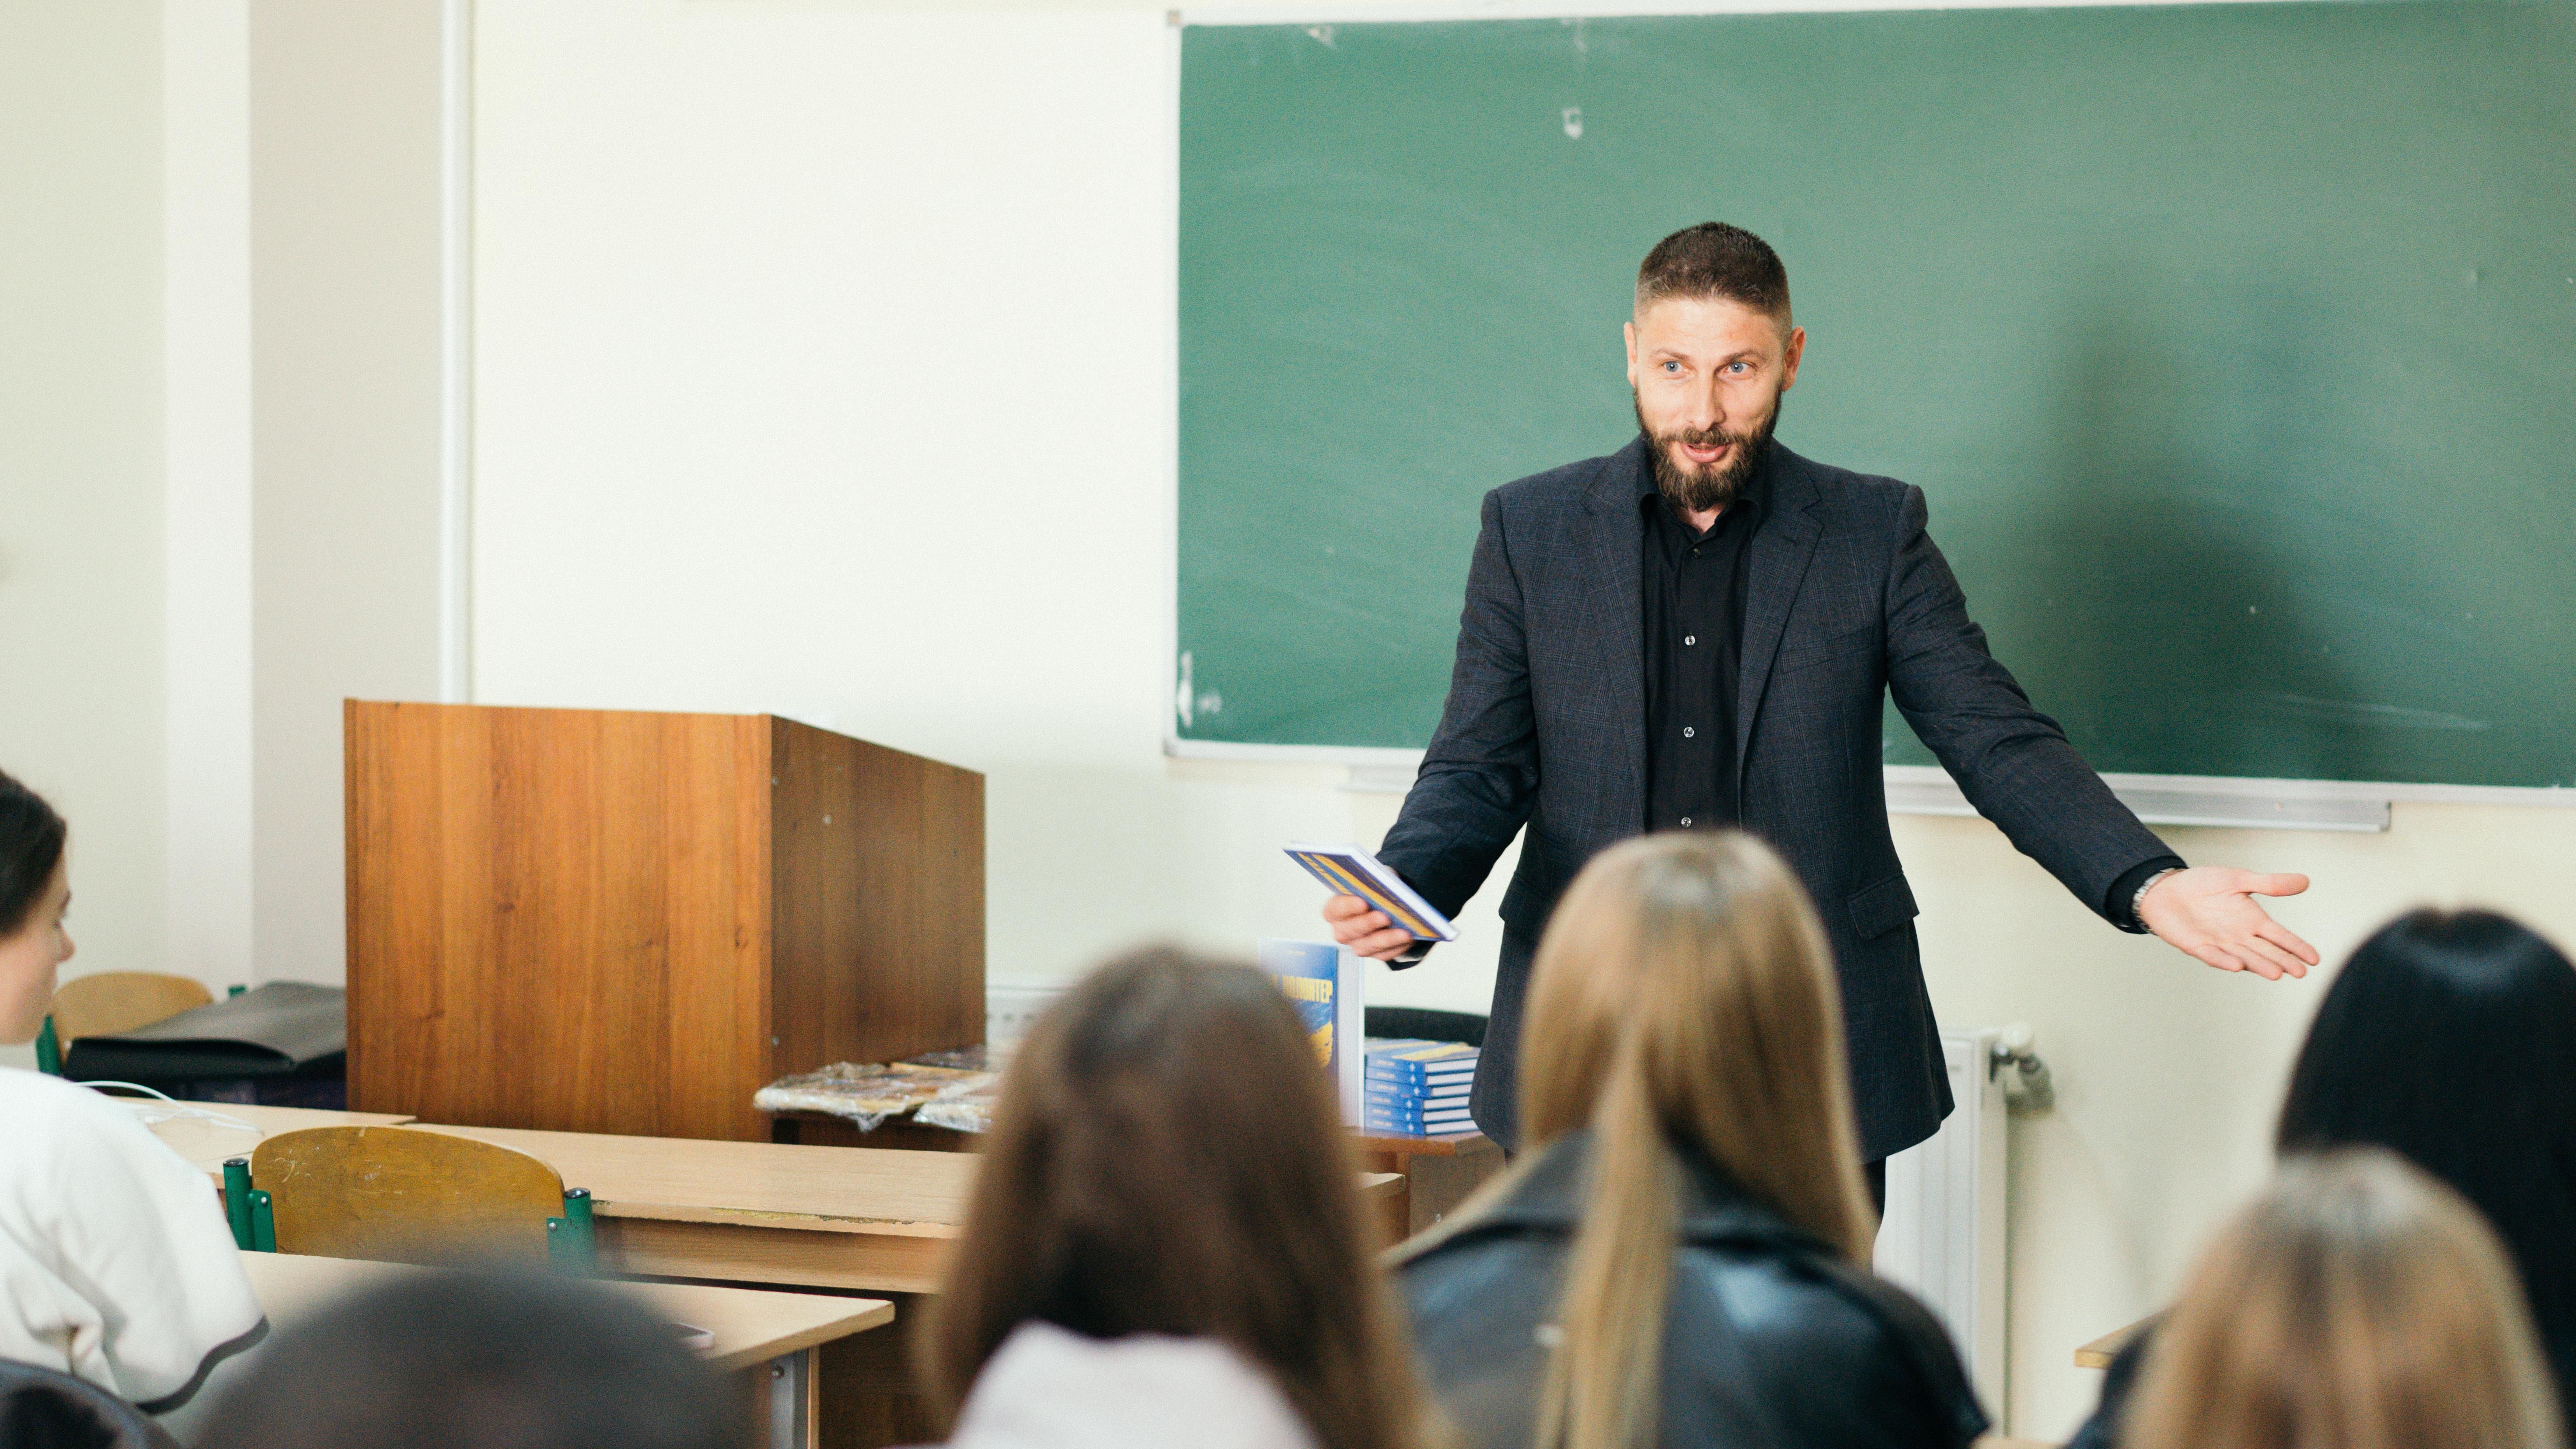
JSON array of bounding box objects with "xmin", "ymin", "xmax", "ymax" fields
[
  {"xmin": 2126, "ymin": 1149, "xmax": 2566, "ymax": 1449},
  {"xmin": 1515, "ymin": 831, "xmax": 1874, "ymax": 1449}
]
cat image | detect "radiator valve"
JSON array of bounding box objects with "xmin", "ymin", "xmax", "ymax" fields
[{"xmin": 1991, "ymin": 1023, "xmax": 2055, "ymax": 1113}]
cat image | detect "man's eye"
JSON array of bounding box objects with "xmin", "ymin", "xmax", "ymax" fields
[{"xmin": 1661, "ymin": 362, "xmax": 1681, "ymax": 374}]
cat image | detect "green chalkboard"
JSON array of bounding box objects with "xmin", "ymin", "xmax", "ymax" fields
[{"xmin": 1176, "ymin": 1, "xmax": 2576, "ymax": 788}]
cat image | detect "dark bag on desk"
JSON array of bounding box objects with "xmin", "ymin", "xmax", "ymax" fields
[{"xmin": 63, "ymin": 981, "xmax": 346, "ymax": 1082}]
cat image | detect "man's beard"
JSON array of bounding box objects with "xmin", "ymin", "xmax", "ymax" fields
[{"xmin": 1634, "ymin": 389, "xmax": 1782, "ymax": 515}]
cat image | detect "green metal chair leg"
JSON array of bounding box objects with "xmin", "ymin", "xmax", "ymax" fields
[
  {"xmin": 34, "ymin": 1016, "xmax": 61, "ymax": 1076},
  {"xmin": 547, "ymin": 1187, "xmax": 598, "ymax": 1273},
  {"xmin": 248, "ymin": 1190, "xmax": 276, "ymax": 1253},
  {"xmin": 223, "ymin": 1159, "xmax": 254, "ymax": 1249}
]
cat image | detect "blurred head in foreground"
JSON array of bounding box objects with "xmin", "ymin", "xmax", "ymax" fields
[
  {"xmin": 2126, "ymin": 1148, "xmax": 2564, "ymax": 1449},
  {"xmin": 919, "ymin": 945, "xmax": 1436, "ymax": 1449},
  {"xmin": 191, "ymin": 1272, "xmax": 743, "ymax": 1449}
]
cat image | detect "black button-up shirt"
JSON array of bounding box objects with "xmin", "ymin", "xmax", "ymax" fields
[{"xmin": 1642, "ymin": 449, "xmax": 1771, "ymax": 834}]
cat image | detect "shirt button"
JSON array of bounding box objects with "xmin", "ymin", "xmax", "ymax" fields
[
  {"xmin": 1680, "ymin": 817, "xmax": 1693, "ymax": 827},
  {"xmin": 1682, "ymin": 727, "xmax": 1695, "ymax": 738},
  {"xmin": 1684, "ymin": 635, "xmax": 1696, "ymax": 646}
]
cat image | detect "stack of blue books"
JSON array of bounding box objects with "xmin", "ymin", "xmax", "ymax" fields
[{"xmin": 1363, "ymin": 1037, "xmax": 1479, "ymax": 1136}]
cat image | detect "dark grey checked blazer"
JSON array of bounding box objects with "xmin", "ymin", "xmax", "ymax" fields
[{"xmin": 1379, "ymin": 436, "xmax": 2169, "ymax": 1159}]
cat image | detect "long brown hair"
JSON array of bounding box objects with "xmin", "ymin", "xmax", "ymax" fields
[
  {"xmin": 1514, "ymin": 831, "xmax": 1874, "ymax": 1449},
  {"xmin": 2126, "ymin": 1149, "xmax": 2565, "ymax": 1449},
  {"xmin": 918, "ymin": 946, "xmax": 1438, "ymax": 1449}
]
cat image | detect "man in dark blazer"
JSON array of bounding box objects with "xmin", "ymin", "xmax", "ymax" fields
[{"xmin": 1325, "ymin": 223, "xmax": 2318, "ymax": 1169}]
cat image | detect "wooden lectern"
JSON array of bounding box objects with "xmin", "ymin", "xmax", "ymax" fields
[{"xmin": 344, "ymin": 701, "xmax": 983, "ymax": 1141}]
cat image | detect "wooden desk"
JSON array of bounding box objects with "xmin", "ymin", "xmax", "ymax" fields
[
  {"xmin": 2077, "ymin": 1315, "xmax": 2152, "ymax": 1369},
  {"xmin": 240, "ymin": 1251, "xmax": 890, "ymax": 1449},
  {"xmin": 405, "ymin": 1124, "xmax": 974, "ymax": 1293},
  {"xmin": 404, "ymin": 1123, "xmax": 1408, "ymax": 1292},
  {"xmin": 1356, "ymin": 1131, "xmax": 1507, "ymax": 1237},
  {"xmin": 126, "ymin": 1100, "xmax": 417, "ymax": 1179}
]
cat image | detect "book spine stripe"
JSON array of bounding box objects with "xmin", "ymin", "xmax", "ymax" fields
[{"xmin": 1303, "ymin": 855, "xmax": 1438, "ymax": 939}]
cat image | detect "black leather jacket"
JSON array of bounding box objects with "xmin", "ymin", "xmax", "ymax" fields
[{"xmin": 1399, "ymin": 1133, "xmax": 1988, "ymax": 1449}]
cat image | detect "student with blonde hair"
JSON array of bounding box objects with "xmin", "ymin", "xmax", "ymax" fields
[
  {"xmin": 915, "ymin": 946, "xmax": 1443, "ymax": 1449},
  {"xmin": 2124, "ymin": 1149, "xmax": 2565, "ymax": 1449},
  {"xmin": 1397, "ymin": 831, "xmax": 1985, "ymax": 1449}
]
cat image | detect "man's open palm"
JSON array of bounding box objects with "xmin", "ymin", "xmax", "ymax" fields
[{"xmin": 2137, "ymin": 866, "xmax": 2318, "ymax": 980}]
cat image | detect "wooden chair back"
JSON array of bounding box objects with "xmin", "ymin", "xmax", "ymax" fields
[
  {"xmin": 48, "ymin": 971, "xmax": 214, "ymax": 1045},
  {"xmin": 249, "ymin": 1126, "xmax": 566, "ymax": 1265}
]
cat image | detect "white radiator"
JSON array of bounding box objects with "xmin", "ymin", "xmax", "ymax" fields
[
  {"xmin": 1875, "ymin": 1028, "xmax": 2009, "ymax": 1421},
  {"xmin": 986, "ymin": 978, "xmax": 1066, "ymax": 1044}
]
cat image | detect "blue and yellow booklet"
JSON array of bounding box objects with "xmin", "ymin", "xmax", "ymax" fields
[
  {"xmin": 1283, "ymin": 843, "xmax": 1459, "ymax": 942},
  {"xmin": 1257, "ymin": 937, "xmax": 1365, "ymax": 1124}
]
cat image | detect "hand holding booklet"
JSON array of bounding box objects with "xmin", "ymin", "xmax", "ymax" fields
[{"xmin": 1283, "ymin": 843, "xmax": 1459, "ymax": 943}]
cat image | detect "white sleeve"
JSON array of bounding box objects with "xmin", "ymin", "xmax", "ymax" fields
[{"xmin": 39, "ymin": 1099, "xmax": 269, "ymax": 1411}]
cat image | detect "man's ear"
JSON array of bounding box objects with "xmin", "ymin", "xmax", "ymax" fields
[
  {"xmin": 1780, "ymin": 323, "xmax": 1807, "ymax": 391},
  {"xmin": 1624, "ymin": 319, "xmax": 1640, "ymax": 389}
]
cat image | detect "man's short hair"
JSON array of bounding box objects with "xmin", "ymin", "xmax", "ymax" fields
[{"xmin": 1635, "ymin": 222, "xmax": 1791, "ymax": 324}]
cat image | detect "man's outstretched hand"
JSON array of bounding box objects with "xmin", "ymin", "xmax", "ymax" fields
[
  {"xmin": 2137, "ymin": 867, "xmax": 2319, "ymax": 980},
  {"xmin": 1324, "ymin": 893, "xmax": 1418, "ymax": 961}
]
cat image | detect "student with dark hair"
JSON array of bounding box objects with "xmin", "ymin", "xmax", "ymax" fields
[
  {"xmin": 1397, "ymin": 832, "xmax": 1986, "ymax": 1449},
  {"xmin": 916, "ymin": 946, "xmax": 1442, "ymax": 1449},
  {"xmin": 2074, "ymin": 907, "xmax": 2576, "ymax": 1448},
  {"xmin": 0, "ymin": 768, "xmax": 267, "ymax": 1420},
  {"xmin": 191, "ymin": 1272, "xmax": 744, "ymax": 1449},
  {"xmin": 0, "ymin": 767, "xmax": 73, "ymax": 1037}
]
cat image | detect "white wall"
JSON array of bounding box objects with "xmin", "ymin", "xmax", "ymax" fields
[
  {"xmin": 0, "ymin": 0, "xmax": 169, "ymax": 1066},
  {"xmin": 5, "ymin": 0, "xmax": 447, "ymax": 1035},
  {"xmin": 164, "ymin": 0, "xmax": 256, "ymax": 996},
  {"xmin": 247, "ymin": 0, "xmax": 447, "ymax": 984}
]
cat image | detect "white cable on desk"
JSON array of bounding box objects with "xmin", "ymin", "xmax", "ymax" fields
[{"xmin": 87, "ymin": 1082, "xmax": 261, "ymax": 1136}]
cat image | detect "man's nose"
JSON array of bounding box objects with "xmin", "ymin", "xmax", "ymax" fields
[{"xmin": 1682, "ymin": 383, "xmax": 1726, "ymax": 432}]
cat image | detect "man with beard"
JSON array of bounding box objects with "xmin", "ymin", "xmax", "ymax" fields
[{"xmin": 1324, "ymin": 223, "xmax": 2317, "ymax": 1191}]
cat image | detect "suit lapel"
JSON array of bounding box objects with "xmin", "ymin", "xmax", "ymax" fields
[
  {"xmin": 1735, "ymin": 448, "xmax": 1825, "ymax": 790},
  {"xmin": 1580, "ymin": 440, "xmax": 1650, "ymax": 817}
]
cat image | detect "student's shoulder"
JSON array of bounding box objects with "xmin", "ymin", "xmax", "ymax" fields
[
  {"xmin": 0, "ymin": 1062, "xmax": 126, "ymax": 1124},
  {"xmin": 0, "ymin": 1066, "xmax": 192, "ymax": 1171},
  {"xmin": 1674, "ymin": 1241, "xmax": 1987, "ymax": 1445}
]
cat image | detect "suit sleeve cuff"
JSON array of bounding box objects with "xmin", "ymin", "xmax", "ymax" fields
[{"xmin": 2107, "ymin": 855, "xmax": 2187, "ymax": 933}]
